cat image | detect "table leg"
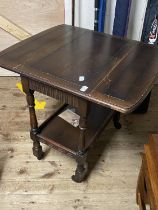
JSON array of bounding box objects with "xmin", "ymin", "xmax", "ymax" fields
[
  {"xmin": 22, "ymin": 77, "xmax": 44, "ymax": 160},
  {"xmin": 72, "ymin": 153, "xmax": 88, "ymax": 183},
  {"xmin": 134, "ymin": 92, "xmax": 151, "ymax": 114},
  {"xmin": 72, "ymin": 101, "xmax": 89, "ymax": 182},
  {"xmin": 113, "ymin": 112, "xmax": 122, "ymax": 129}
]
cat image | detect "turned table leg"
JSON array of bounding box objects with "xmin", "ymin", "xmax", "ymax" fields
[
  {"xmin": 113, "ymin": 112, "xmax": 122, "ymax": 129},
  {"xmin": 72, "ymin": 101, "xmax": 89, "ymax": 183},
  {"xmin": 22, "ymin": 77, "xmax": 44, "ymax": 160},
  {"xmin": 72, "ymin": 152, "xmax": 88, "ymax": 183}
]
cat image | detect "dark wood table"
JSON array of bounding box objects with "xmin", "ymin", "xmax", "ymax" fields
[{"xmin": 1, "ymin": 24, "xmax": 158, "ymax": 182}]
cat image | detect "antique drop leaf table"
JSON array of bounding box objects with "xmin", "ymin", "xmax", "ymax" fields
[{"xmin": 0, "ymin": 24, "xmax": 158, "ymax": 182}]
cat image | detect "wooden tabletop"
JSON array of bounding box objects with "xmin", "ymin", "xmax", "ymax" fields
[{"xmin": 0, "ymin": 24, "xmax": 158, "ymax": 113}]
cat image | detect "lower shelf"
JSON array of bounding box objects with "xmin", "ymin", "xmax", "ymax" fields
[{"xmin": 36, "ymin": 102, "xmax": 114, "ymax": 156}]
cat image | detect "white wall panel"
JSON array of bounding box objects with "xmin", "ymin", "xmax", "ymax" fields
[
  {"xmin": 64, "ymin": 0, "xmax": 72, "ymax": 25},
  {"xmin": 76, "ymin": 0, "xmax": 95, "ymax": 30},
  {"xmin": 65, "ymin": 0, "xmax": 94, "ymax": 29},
  {"xmin": 104, "ymin": 0, "xmax": 117, "ymax": 34},
  {"xmin": 65, "ymin": 0, "xmax": 148, "ymax": 41},
  {"xmin": 128, "ymin": 0, "xmax": 148, "ymax": 40}
]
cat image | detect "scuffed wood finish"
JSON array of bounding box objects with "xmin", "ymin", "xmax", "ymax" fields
[
  {"xmin": 72, "ymin": 100, "xmax": 89, "ymax": 183},
  {"xmin": 1, "ymin": 24, "xmax": 158, "ymax": 182},
  {"xmin": 0, "ymin": 25, "xmax": 158, "ymax": 112},
  {"xmin": 137, "ymin": 134, "xmax": 158, "ymax": 210},
  {"xmin": 21, "ymin": 77, "xmax": 44, "ymax": 160},
  {"xmin": 21, "ymin": 75, "xmax": 115, "ymax": 182},
  {"xmin": 2, "ymin": 77, "xmax": 158, "ymax": 209},
  {"xmin": 29, "ymin": 78, "xmax": 80, "ymax": 108},
  {"xmin": 72, "ymin": 152, "xmax": 88, "ymax": 183}
]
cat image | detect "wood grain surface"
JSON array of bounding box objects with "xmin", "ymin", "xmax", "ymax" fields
[
  {"xmin": 1, "ymin": 77, "xmax": 158, "ymax": 209},
  {"xmin": 1, "ymin": 25, "xmax": 158, "ymax": 113}
]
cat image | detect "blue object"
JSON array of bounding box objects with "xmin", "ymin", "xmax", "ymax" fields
[
  {"xmin": 113, "ymin": 0, "xmax": 132, "ymax": 37},
  {"xmin": 141, "ymin": 0, "xmax": 158, "ymax": 45},
  {"xmin": 98, "ymin": 0, "xmax": 106, "ymax": 32}
]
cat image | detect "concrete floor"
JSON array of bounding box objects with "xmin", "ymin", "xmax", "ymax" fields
[{"xmin": 0, "ymin": 77, "xmax": 157, "ymax": 210}]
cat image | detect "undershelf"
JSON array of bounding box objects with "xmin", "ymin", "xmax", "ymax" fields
[{"xmin": 37, "ymin": 103, "xmax": 114, "ymax": 156}]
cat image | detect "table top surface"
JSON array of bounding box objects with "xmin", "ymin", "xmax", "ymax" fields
[{"xmin": 0, "ymin": 24, "xmax": 158, "ymax": 113}]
